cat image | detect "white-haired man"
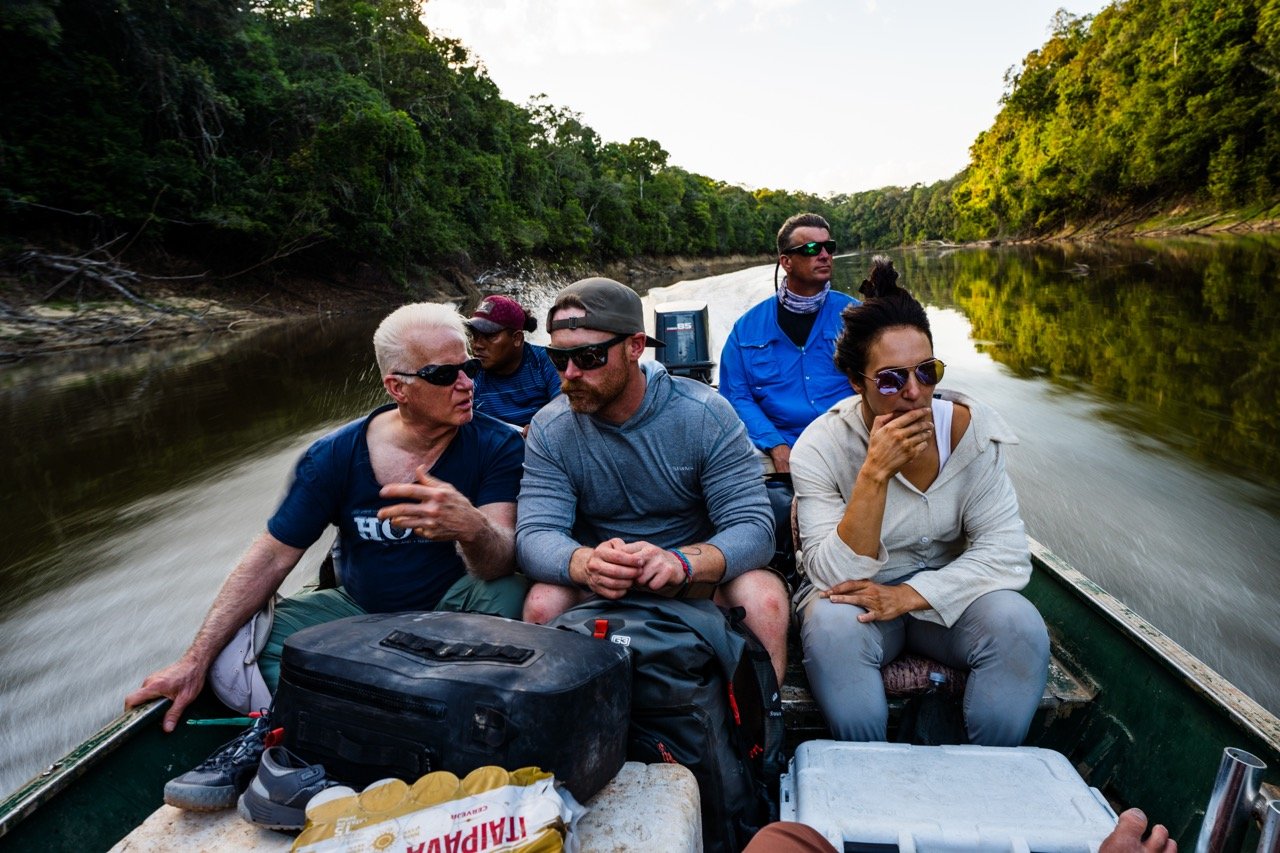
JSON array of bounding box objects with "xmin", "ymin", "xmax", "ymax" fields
[{"xmin": 126, "ymin": 302, "xmax": 526, "ymax": 811}]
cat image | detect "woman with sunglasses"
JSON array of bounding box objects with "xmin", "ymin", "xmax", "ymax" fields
[{"xmin": 789, "ymin": 289, "xmax": 1049, "ymax": 746}]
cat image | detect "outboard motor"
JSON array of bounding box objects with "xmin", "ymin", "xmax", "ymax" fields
[{"xmin": 654, "ymin": 301, "xmax": 714, "ymax": 385}]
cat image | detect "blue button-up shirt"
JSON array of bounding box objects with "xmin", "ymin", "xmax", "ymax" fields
[{"xmin": 718, "ymin": 289, "xmax": 859, "ymax": 451}]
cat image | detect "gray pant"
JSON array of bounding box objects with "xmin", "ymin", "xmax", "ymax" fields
[{"xmin": 797, "ymin": 587, "xmax": 1049, "ymax": 745}]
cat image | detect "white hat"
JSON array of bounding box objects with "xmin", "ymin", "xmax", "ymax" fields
[{"xmin": 208, "ymin": 600, "xmax": 275, "ymax": 714}]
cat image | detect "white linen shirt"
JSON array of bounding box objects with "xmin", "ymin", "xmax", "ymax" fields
[{"xmin": 790, "ymin": 389, "xmax": 1031, "ymax": 627}]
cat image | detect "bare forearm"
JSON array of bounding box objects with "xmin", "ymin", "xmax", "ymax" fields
[
  {"xmin": 673, "ymin": 543, "xmax": 726, "ymax": 584},
  {"xmin": 458, "ymin": 514, "xmax": 516, "ymax": 580},
  {"xmin": 126, "ymin": 532, "xmax": 300, "ymax": 729},
  {"xmin": 184, "ymin": 533, "xmax": 300, "ymax": 669},
  {"xmin": 836, "ymin": 470, "xmax": 889, "ymax": 559},
  {"xmin": 566, "ymin": 547, "xmax": 592, "ymax": 587},
  {"xmin": 767, "ymin": 444, "xmax": 791, "ymax": 474}
]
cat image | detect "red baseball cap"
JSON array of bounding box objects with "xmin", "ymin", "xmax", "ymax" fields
[{"xmin": 467, "ymin": 295, "xmax": 528, "ymax": 334}]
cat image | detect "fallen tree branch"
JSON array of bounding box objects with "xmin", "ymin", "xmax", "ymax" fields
[
  {"xmin": 25, "ymin": 251, "xmax": 167, "ymax": 311},
  {"xmin": 14, "ymin": 248, "xmax": 210, "ymax": 322},
  {"xmin": 211, "ymin": 234, "xmax": 325, "ymax": 280},
  {"xmin": 113, "ymin": 317, "xmax": 160, "ymax": 345}
]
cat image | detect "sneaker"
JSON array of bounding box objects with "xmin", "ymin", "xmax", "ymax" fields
[
  {"xmin": 237, "ymin": 746, "xmax": 339, "ymax": 831},
  {"xmin": 163, "ymin": 715, "xmax": 274, "ymax": 811}
]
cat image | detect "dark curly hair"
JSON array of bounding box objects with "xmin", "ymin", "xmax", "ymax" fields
[{"xmin": 833, "ymin": 290, "xmax": 932, "ymax": 384}]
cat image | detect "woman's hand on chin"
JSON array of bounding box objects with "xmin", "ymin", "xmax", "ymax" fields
[
  {"xmin": 863, "ymin": 407, "xmax": 934, "ymax": 482},
  {"xmin": 821, "ymin": 579, "xmax": 928, "ymax": 622}
]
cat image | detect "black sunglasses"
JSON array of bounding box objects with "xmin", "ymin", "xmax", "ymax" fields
[
  {"xmin": 782, "ymin": 240, "xmax": 838, "ymax": 257},
  {"xmin": 392, "ymin": 358, "xmax": 481, "ymax": 386},
  {"xmin": 860, "ymin": 358, "xmax": 945, "ymax": 395},
  {"xmin": 546, "ymin": 333, "xmax": 632, "ymax": 372}
]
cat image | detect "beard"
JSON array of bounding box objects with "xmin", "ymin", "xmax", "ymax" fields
[{"xmin": 561, "ymin": 366, "xmax": 627, "ymax": 415}]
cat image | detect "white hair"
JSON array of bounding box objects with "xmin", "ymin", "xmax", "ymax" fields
[{"xmin": 372, "ymin": 302, "xmax": 468, "ymax": 377}]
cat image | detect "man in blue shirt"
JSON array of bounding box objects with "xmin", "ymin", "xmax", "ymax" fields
[
  {"xmin": 718, "ymin": 213, "xmax": 859, "ymax": 570},
  {"xmin": 467, "ymin": 294, "xmax": 561, "ymax": 431},
  {"xmin": 127, "ymin": 303, "xmax": 527, "ymax": 736}
]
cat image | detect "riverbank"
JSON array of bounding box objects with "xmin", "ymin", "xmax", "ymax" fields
[
  {"xmin": 0, "ymin": 250, "xmax": 767, "ymax": 361},
  {"xmin": 1033, "ymin": 199, "xmax": 1280, "ymax": 241},
  {"xmin": 6, "ymin": 197, "xmax": 1277, "ymax": 361}
]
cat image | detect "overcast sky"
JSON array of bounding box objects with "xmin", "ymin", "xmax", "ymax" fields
[{"xmin": 422, "ymin": 0, "xmax": 1111, "ymax": 196}]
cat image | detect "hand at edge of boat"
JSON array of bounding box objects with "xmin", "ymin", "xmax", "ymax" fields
[
  {"xmin": 1101, "ymin": 808, "xmax": 1176, "ymax": 853},
  {"xmin": 124, "ymin": 657, "xmax": 204, "ymax": 733}
]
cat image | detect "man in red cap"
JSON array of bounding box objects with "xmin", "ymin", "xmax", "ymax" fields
[{"xmin": 466, "ymin": 294, "xmax": 561, "ymax": 432}]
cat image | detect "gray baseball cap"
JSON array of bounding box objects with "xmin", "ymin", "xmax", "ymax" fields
[{"xmin": 548, "ymin": 277, "xmax": 664, "ymax": 348}]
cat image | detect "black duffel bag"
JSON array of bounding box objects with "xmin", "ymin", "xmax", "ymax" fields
[
  {"xmin": 550, "ymin": 594, "xmax": 784, "ymax": 853},
  {"xmin": 272, "ymin": 611, "xmax": 631, "ymax": 803}
]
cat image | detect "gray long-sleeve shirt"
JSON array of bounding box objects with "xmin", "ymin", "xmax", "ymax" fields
[{"xmin": 517, "ymin": 361, "xmax": 775, "ymax": 584}]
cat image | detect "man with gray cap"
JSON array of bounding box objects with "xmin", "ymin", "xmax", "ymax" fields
[{"xmin": 516, "ymin": 277, "xmax": 789, "ymax": 683}]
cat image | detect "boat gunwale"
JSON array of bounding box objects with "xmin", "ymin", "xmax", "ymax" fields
[
  {"xmin": 1029, "ymin": 536, "xmax": 1280, "ymax": 755},
  {"xmin": 0, "ymin": 699, "xmax": 166, "ymax": 839}
]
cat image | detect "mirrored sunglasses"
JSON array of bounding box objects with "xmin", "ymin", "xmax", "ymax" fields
[
  {"xmin": 861, "ymin": 358, "xmax": 945, "ymax": 395},
  {"xmin": 546, "ymin": 333, "xmax": 632, "ymax": 372},
  {"xmin": 392, "ymin": 358, "xmax": 481, "ymax": 386},
  {"xmin": 782, "ymin": 240, "xmax": 838, "ymax": 257}
]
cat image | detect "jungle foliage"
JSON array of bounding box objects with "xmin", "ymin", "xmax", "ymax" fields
[
  {"xmin": 0, "ymin": 0, "xmax": 834, "ymax": 275},
  {"xmin": 952, "ymin": 0, "xmax": 1280, "ymax": 239},
  {"xmin": 3, "ymin": 0, "xmax": 1278, "ymax": 276}
]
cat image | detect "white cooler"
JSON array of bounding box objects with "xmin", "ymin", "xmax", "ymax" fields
[{"xmin": 778, "ymin": 741, "xmax": 1117, "ymax": 853}]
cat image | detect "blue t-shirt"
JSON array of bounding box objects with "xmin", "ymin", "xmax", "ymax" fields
[
  {"xmin": 473, "ymin": 344, "xmax": 561, "ymax": 427},
  {"xmin": 267, "ymin": 405, "xmax": 525, "ymax": 612}
]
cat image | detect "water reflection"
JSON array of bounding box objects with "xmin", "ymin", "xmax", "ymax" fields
[
  {"xmin": 0, "ymin": 315, "xmax": 390, "ymax": 796},
  {"xmin": 882, "ymin": 237, "xmax": 1280, "ymax": 504}
]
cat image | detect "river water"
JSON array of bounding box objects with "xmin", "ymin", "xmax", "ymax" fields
[{"xmin": 1, "ymin": 237, "xmax": 1278, "ymax": 798}]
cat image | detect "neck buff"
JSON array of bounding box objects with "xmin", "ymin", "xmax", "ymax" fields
[{"xmin": 778, "ymin": 277, "xmax": 831, "ymax": 314}]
